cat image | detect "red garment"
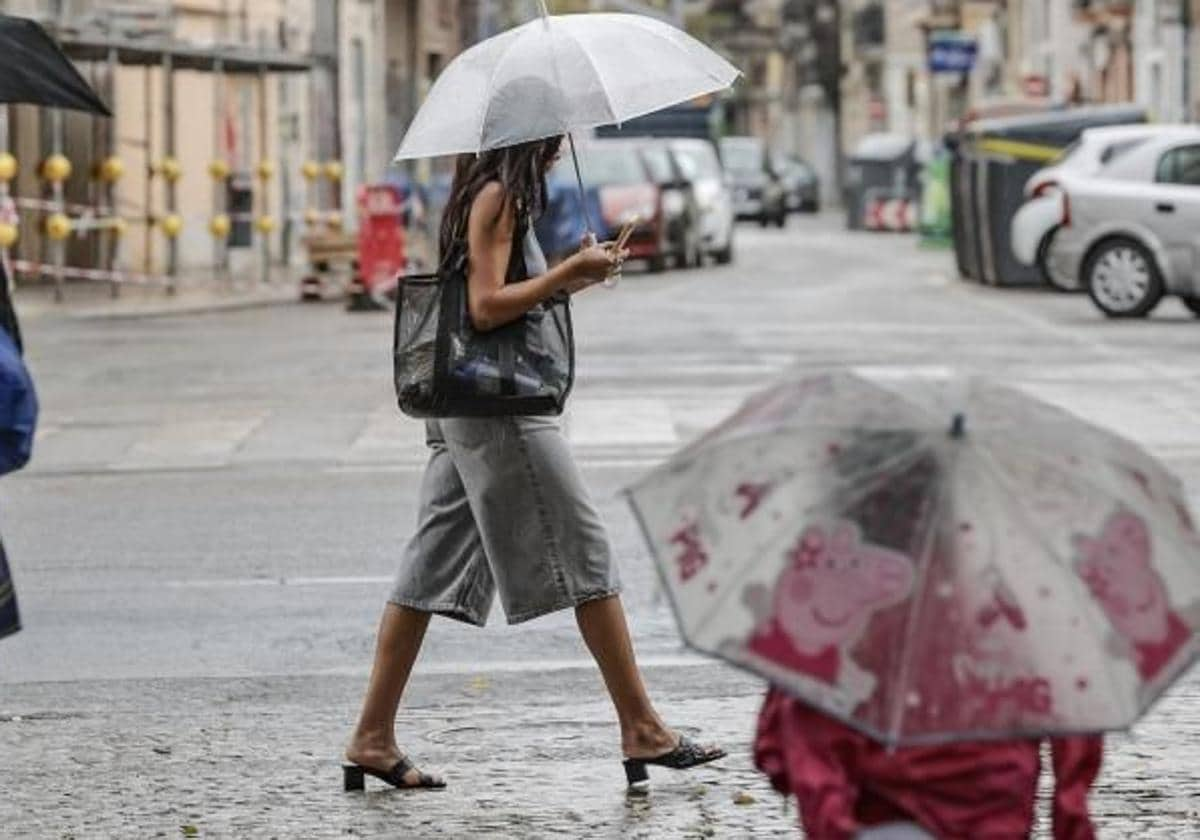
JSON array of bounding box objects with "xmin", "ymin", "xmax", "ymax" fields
[{"xmin": 753, "ymin": 688, "xmax": 1103, "ymax": 840}]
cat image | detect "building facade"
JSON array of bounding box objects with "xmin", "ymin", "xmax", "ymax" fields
[{"xmin": 0, "ymin": 0, "xmax": 465, "ymax": 282}]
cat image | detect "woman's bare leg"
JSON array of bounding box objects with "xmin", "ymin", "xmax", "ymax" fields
[
  {"xmin": 346, "ymin": 603, "xmax": 441, "ymax": 783},
  {"xmin": 576, "ymin": 594, "xmax": 679, "ymax": 758}
]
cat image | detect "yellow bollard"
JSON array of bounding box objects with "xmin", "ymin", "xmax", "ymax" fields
[
  {"xmin": 160, "ymin": 156, "xmax": 183, "ymax": 183},
  {"xmin": 209, "ymin": 214, "xmax": 231, "ymax": 238},
  {"xmin": 41, "ymin": 154, "xmax": 72, "ymax": 183},
  {"xmin": 323, "ymin": 160, "xmax": 344, "ymax": 182},
  {"xmin": 301, "ymin": 160, "xmax": 320, "ymax": 181},
  {"xmin": 325, "ymin": 211, "xmax": 344, "ymax": 231},
  {"xmin": 256, "ymin": 160, "xmax": 275, "ymax": 181},
  {"xmin": 256, "ymin": 215, "xmax": 277, "ymax": 234},
  {"xmin": 44, "ymin": 212, "xmax": 72, "ymax": 240},
  {"xmin": 96, "ymin": 156, "xmax": 125, "ymax": 183},
  {"xmin": 0, "ymin": 152, "xmax": 17, "ymax": 182},
  {"xmin": 160, "ymin": 214, "xmax": 184, "ymax": 238},
  {"xmin": 303, "ymin": 208, "xmax": 321, "ymax": 226},
  {"xmin": 208, "ymin": 159, "xmax": 231, "ymax": 180}
]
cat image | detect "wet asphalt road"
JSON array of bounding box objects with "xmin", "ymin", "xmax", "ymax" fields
[{"xmin": 3, "ymin": 214, "xmax": 1200, "ymax": 838}]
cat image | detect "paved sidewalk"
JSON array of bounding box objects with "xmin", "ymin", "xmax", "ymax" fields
[
  {"xmin": 2, "ymin": 664, "xmax": 792, "ymax": 839},
  {"xmin": 2, "ymin": 662, "xmax": 1199, "ymax": 839},
  {"xmin": 15, "ymin": 273, "xmax": 308, "ymax": 322}
]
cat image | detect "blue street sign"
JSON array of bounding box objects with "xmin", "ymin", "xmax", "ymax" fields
[{"xmin": 928, "ymin": 34, "xmax": 977, "ymax": 74}]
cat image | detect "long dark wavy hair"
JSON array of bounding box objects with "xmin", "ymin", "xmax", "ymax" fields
[{"xmin": 438, "ymin": 135, "xmax": 564, "ymax": 262}]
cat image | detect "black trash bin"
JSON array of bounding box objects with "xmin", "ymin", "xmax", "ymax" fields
[
  {"xmin": 844, "ymin": 134, "xmax": 922, "ymax": 231},
  {"xmin": 949, "ymin": 105, "xmax": 1146, "ymax": 286}
]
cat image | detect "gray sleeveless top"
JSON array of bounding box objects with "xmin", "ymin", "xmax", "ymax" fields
[{"xmin": 520, "ymin": 226, "xmax": 548, "ymax": 279}]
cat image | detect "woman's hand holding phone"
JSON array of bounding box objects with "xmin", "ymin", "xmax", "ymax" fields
[{"xmin": 565, "ymin": 231, "xmax": 628, "ymax": 295}]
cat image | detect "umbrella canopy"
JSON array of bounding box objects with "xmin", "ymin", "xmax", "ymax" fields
[
  {"xmin": 626, "ymin": 372, "xmax": 1200, "ymax": 746},
  {"xmin": 393, "ymin": 12, "xmax": 737, "ymax": 161},
  {"xmin": 0, "ymin": 14, "xmax": 111, "ymax": 115}
]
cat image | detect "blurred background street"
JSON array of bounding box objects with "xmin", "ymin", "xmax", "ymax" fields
[
  {"xmin": 2, "ymin": 0, "xmax": 1200, "ymax": 838},
  {"xmin": 4, "ymin": 216, "xmax": 1200, "ymax": 837}
]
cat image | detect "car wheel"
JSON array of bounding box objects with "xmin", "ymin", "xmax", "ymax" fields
[
  {"xmin": 1181, "ymin": 297, "xmax": 1200, "ymax": 318},
  {"xmin": 1037, "ymin": 227, "xmax": 1076, "ymax": 292},
  {"xmin": 774, "ymin": 210, "xmax": 786, "ymax": 229},
  {"xmin": 758, "ymin": 214, "xmax": 769, "ymax": 228},
  {"xmin": 714, "ymin": 234, "xmax": 734, "ymax": 265},
  {"xmin": 1084, "ymin": 238, "xmax": 1163, "ymax": 318}
]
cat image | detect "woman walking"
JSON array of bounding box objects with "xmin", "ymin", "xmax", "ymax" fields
[{"xmin": 344, "ymin": 135, "xmax": 725, "ymax": 791}]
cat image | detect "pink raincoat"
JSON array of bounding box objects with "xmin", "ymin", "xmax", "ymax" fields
[{"xmin": 754, "ymin": 688, "xmax": 1103, "ymax": 840}]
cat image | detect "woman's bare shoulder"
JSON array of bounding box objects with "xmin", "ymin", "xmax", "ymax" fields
[{"xmin": 470, "ymin": 181, "xmax": 515, "ymax": 234}]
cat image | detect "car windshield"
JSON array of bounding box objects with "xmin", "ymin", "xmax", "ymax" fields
[
  {"xmin": 640, "ymin": 146, "xmax": 674, "ymax": 183},
  {"xmin": 674, "ymin": 144, "xmax": 722, "ymax": 180},
  {"xmin": 575, "ymin": 146, "xmax": 646, "ymax": 186},
  {"xmin": 721, "ymin": 140, "xmax": 763, "ymax": 174}
]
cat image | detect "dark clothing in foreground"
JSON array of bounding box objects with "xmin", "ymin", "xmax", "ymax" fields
[{"xmin": 754, "ymin": 688, "xmax": 1103, "ymax": 840}]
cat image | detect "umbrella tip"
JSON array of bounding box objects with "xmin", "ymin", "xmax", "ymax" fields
[{"xmin": 950, "ymin": 413, "xmax": 966, "ymax": 439}]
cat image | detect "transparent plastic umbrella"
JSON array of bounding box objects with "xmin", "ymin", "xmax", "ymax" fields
[
  {"xmin": 392, "ymin": 11, "xmax": 737, "ymax": 161},
  {"xmin": 392, "ymin": 8, "xmax": 737, "ymax": 236},
  {"xmin": 626, "ymin": 372, "xmax": 1200, "ymax": 746}
]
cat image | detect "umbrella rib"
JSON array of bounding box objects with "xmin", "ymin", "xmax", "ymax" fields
[
  {"xmin": 477, "ymin": 25, "xmax": 528, "ymax": 152},
  {"xmin": 968, "ymin": 444, "xmax": 1136, "ymax": 725},
  {"xmin": 558, "ymin": 26, "xmax": 619, "ymax": 125},
  {"xmin": 884, "ymin": 449, "xmax": 955, "ymax": 743}
]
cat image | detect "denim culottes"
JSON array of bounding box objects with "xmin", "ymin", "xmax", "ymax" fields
[{"xmin": 389, "ymin": 415, "xmax": 621, "ymax": 625}]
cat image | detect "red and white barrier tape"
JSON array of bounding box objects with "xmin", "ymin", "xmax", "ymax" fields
[
  {"xmin": 12, "ymin": 259, "xmax": 169, "ymax": 286},
  {"xmin": 11, "ymin": 197, "xmax": 336, "ymax": 225}
]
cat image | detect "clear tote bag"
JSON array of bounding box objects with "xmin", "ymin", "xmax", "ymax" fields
[{"xmin": 393, "ymin": 227, "xmax": 574, "ymax": 418}]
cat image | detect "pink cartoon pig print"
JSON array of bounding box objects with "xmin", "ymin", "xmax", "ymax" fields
[
  {"xmin": 1075, "ymin": 510, "xmax": 1193, "ymax": 682},
  {"xmin": 745, "ymin": 520, "xmax": 915, "ymax": 687}
]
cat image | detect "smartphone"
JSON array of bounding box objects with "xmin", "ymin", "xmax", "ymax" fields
[{"xmin": 615, "ymin": 215, "xmax": 640, "ymax": 250}]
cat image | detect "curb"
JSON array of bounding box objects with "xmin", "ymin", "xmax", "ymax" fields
[{"xmin": 18, "ymin": 287, "xmax": 310, "ymax": 322}]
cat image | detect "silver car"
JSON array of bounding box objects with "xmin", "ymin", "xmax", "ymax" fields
[
  {"xmin": 1009, "ymin": 124, "xmax": 1178, "ymax": 290},
  {"xmin": 669, "ymin": 138, "xmax": 735, "ymax": 264},
  {"xmin": 1048, "ymin": 131, "xmax": 1200, "ymax": 317}
]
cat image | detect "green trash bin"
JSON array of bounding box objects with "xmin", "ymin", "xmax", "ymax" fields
[{"xmin": 919, "ymin": 149, "xmax": 953, "ymax": 248}]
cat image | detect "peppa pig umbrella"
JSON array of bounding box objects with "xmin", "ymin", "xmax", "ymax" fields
[{"xmin": 625, "ymin": 371, "xmax": 1200, "ymax": 746}]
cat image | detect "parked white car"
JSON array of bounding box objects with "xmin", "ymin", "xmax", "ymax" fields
[
  {"xmin": 1048, "ymin": 131, "xmax": 1200, "ymax": 317},
  {"xmin": 1009, "ymin": 124, "xmax": 1193, "ymax": 290},
  {"xmin": 668, "ymin": 138, "xmax": 736, "ymax": 264}
]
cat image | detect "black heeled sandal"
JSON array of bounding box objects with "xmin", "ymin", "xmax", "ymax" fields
[
  {"xmin": 342, "ymin": 756, "xmax": 446, "ymax": 791},
  {"xmin": 623, "ymin": 735, "xmax": 726, "ymax": 789}
]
